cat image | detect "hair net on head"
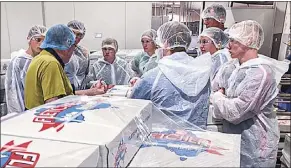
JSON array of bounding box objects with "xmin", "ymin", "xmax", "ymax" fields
[
  {"xmin": 27, "ymin": 25, "xmax": 47, "ymax": 41},
  {"xmin": 202, "ymin": 4, "xmax": 226, "ymax": 23},
  {"xmin": 156, "ymin": 21, "xmax": 191, "ymax": 49},
  {"xmin": 199, "ymin": 27, "xmax": 229, "ymax": 48},
  {"xmin": 228, "ymin": 20, "xmax": 264, "ymax": 50},
  {"xmin": 40, "ymin": 24, "xmax": 75, "ymax": 51},
  {"xmin": 102, "ymin": 38, "xmax": 118, "ymax": 52},
  {"xmin": 141, "ymin": 29, "xmax": 157, "ymax": 41},
  {"xmin": 67, "ymin": 20, "xmax": 86, "ymax": 35}
]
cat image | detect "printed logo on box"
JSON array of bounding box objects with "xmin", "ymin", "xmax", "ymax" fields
[
  {"xmin": 32, "ymin": 101, "xmax": 113, "ymax": 132},
  {"xmin": 113, "ymin": 138, "xmax": 127, "ymax": 168},
  {"xmin": 1, "ymin": 140, "xmax": 40, "ymax": 168},
  {"xmin": 142, "ymin": 130, "xmax": 228, "ymax": 161}
]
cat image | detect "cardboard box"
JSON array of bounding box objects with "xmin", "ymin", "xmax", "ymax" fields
[
  {"xmin": 105, "ymin": 85, "xmax": 132, "ymax": 97},
  {"xmin": 0, "ymin": 89, "xmax": 5, "ymax": 103},
  {"xmin": 0, "ymin": 74, "xmax": 5, "ymax": 90},
  {"xmin": 1, "ymin": 95, "xmax": 153, "ymax": 167},
  {"xmin": 0, "ymin": 103, "xmax": 7, "ymax": 117},
  {"xmin": 1, "ymin": 59, "xmax": 10, "ymax": 75},
  {"xmin": 281, "ymin": 133, "xmax": 290, "ymax": 167},
  {"xmin": 1, "ymin": 135, "xmax": 99, "ymax": 167},
  {"xmin": 278, "ymin": 115, "xmax": 291, "ymax": 132},
  {"xmin": 129, "ymin": 127, "xmax": 241, "ymax": 167}
]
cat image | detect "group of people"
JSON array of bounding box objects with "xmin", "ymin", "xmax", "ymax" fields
[{"xmin": 4, "ymin": 3, "xmax": 290, "ymax": 168}]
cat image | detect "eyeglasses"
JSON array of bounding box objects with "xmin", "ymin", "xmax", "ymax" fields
[
  {"xmin": 72, "ymin": 31, "xmax": 84, "ymax": 39},
  {"xmin": 32, "ymin": 37, "xmax": 44, "ymax": 43},
  {"xmin": 198, "ymin": 39, "xmax": 213, "ymax": 45}
]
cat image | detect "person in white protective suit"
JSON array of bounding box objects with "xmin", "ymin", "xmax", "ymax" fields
[
  {"xmin": 130, "ymin": 21, "xmax": 213, "ymax": 129},
  {"xmin": 202, "ymin": 4, "xmax": 227, "ymax": 30},
  {"xmin": 131, "ymin": 29, "xmax": 158, "ymax": 77},
  {"xmin": 210, "ymin": 20, "xmax": 290, "ymax": 167},
  {"xmin": 5, "ymin": 25, "xmax": 47, "ymax": 113},
  {"xmin": 64, "ymin": 20, "xmax": 90, "ymax": 91},
  {"xmin": 198, "ymin": 27, "xmax": 231, "ymax": 80},
  {"xmin": 88, "ymin": 38, "xmax": 134, "ymax": 85}
]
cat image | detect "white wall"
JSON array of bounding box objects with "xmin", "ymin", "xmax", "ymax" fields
[
  {"xmin": 1, "ymin": 2, "xmax": 152, "ymax": 59},
  {"xmin": 1, "ymin": 2, "xmax": 43, "ymax": 59}
]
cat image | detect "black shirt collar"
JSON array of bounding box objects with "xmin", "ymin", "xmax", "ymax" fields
[{"xmin": 44, "ymin": 48, "xmax": 65, "ymax": 68}]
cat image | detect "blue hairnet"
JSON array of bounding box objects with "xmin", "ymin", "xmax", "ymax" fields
[{"xmin": 40, "ymin": 24, "xmax": 75, "ymax": 50}]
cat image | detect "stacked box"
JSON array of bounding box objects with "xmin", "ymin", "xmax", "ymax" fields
[
  {"xmin": 1, "ymin": 95, "xmax": 153, "ymax": 167},
  {"xmin": 278, "ymin": 115, "xmax": 291, "ymax": 133},
  {"xmin": 1, "ymin": 59, "xmax": 10, "ymax": 75},
  {"xmin": 105, "ymin": 85, "xmax": 133, "ymax": 97},
  {"xmin": 281, "ymin": 134, "xmax": 290, "ymax": 168},
  {"xmin": 1, "ymin": 103, "xmax": 8, "ymax": 117},
  {"xmin": 1, "ymin": 59, "xmax": 10, "ymax": 117},
  {"xmin": 129, "ymin": 127, "xmax": 241, "ymax": 167},
  {"xmin": 1, "ymin": 135, "xmax": 99, "ymax": 167}
]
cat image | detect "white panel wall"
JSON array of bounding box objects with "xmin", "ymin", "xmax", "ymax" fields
[
  {"xmin": 1, "ymin": 3, "xmax": 11, "ymax": 59},
  {"xmin": 44, "ymin": 2, "xmax": 75, "ymax": 27},
  {"xmin": 74, "ymin": 2, "xmax": 126, "ymax": 50},
  {"xmin": 1, "ymin": 2, "xmax": 43, "ymax": 59},
  {"xmin": 225, "ymin": 8, "xmax": 275, "ymax": 56},
  {"xmin": 1, "ymin": 2, "xmax": 152, "ymax": 59},
  {"xmin": 126, "ymin": 2, "xmax": 152, "ymax": 49}
]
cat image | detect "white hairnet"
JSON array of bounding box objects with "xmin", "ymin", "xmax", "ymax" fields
[
  {"xmin": 156, "ymin": 21, "xmax": 191, "ymax": 49},
  {"xmin": 101, "ymin": 38, "xmax": 118, "ymax": 52},
  {"xmin": 228, "ymin": 20, "xmax": 264, "ymax": 50},
  {"xmin": 27, "ymin": 25, "xmax": 47, "ymax": 41},
  {"xmin": 141, "ymin": 29, "xmax": 157, "ymax": 41},
  {"xmin": 199, "ymin": 27, "xmax": 229, "ymax": 48},
  {"xmin": 67, "ymin": 20, "xmax": 86, "ymax": 35},
  {"xmin": 202, "ymin": 4, "xmax": 226, "ymax": 23}
]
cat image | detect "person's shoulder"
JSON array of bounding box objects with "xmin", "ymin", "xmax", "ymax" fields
[
  {"xmin": 31, "ymin": 51, "xmax": 60, "ymax": 69},
  {"xmin": 142, "ymin": 66, "xmax": 159, "ymax": 79}
]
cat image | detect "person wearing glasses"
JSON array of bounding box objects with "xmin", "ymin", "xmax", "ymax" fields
[
  {"xmin": 64, "ymin": 20, "xmax": 90, "ymax": 91},
  {"xmin": 198, "ymin": 27, "xmax": 230, "ymax": 81},
  {"xmin": 5, "ymin": 25, "xmax": 47, "ymax": 114},
  {"xmin": 210, "ymin": 20, "xmax": 289, "ymax": 167},
  {"xmin": 24, "ymin": 24, "xmax": 107, "ymax": 110},
  {"xmin": 87, "ymin": 38, "xmax": 134, "ymax": 86}
]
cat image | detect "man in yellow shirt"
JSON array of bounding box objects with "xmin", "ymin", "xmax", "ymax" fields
[{"xmin": 25, "ymin": 24, "xmax": 106, "ymax": 110}]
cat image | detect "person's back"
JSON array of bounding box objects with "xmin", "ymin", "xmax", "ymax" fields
[
  {"xmin": 131, "ymin": 21, "xmax": 212, "ymax": 128},
  {"xmin": 25, "ymin": 50, "xmax": 73, "ymax": 109},
  {"xmin": 132, "ymin": 52, "xmax": 211, "ymax": 128},
  {"xmin": 24, "ymin": 24, "xmax": 77, "ymax": 110}
]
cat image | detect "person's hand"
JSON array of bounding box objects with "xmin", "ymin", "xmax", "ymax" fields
[
  {"xmin": 91, "ymin": 80, "xmax": 108, "ymax": 93},
  {"xmin": 129, "ymin": 77, "xmax": 140, "ymax": 87},
  {"xmin": 108, "ymin": 84, "xmax": 115, "ymax": 89}
]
